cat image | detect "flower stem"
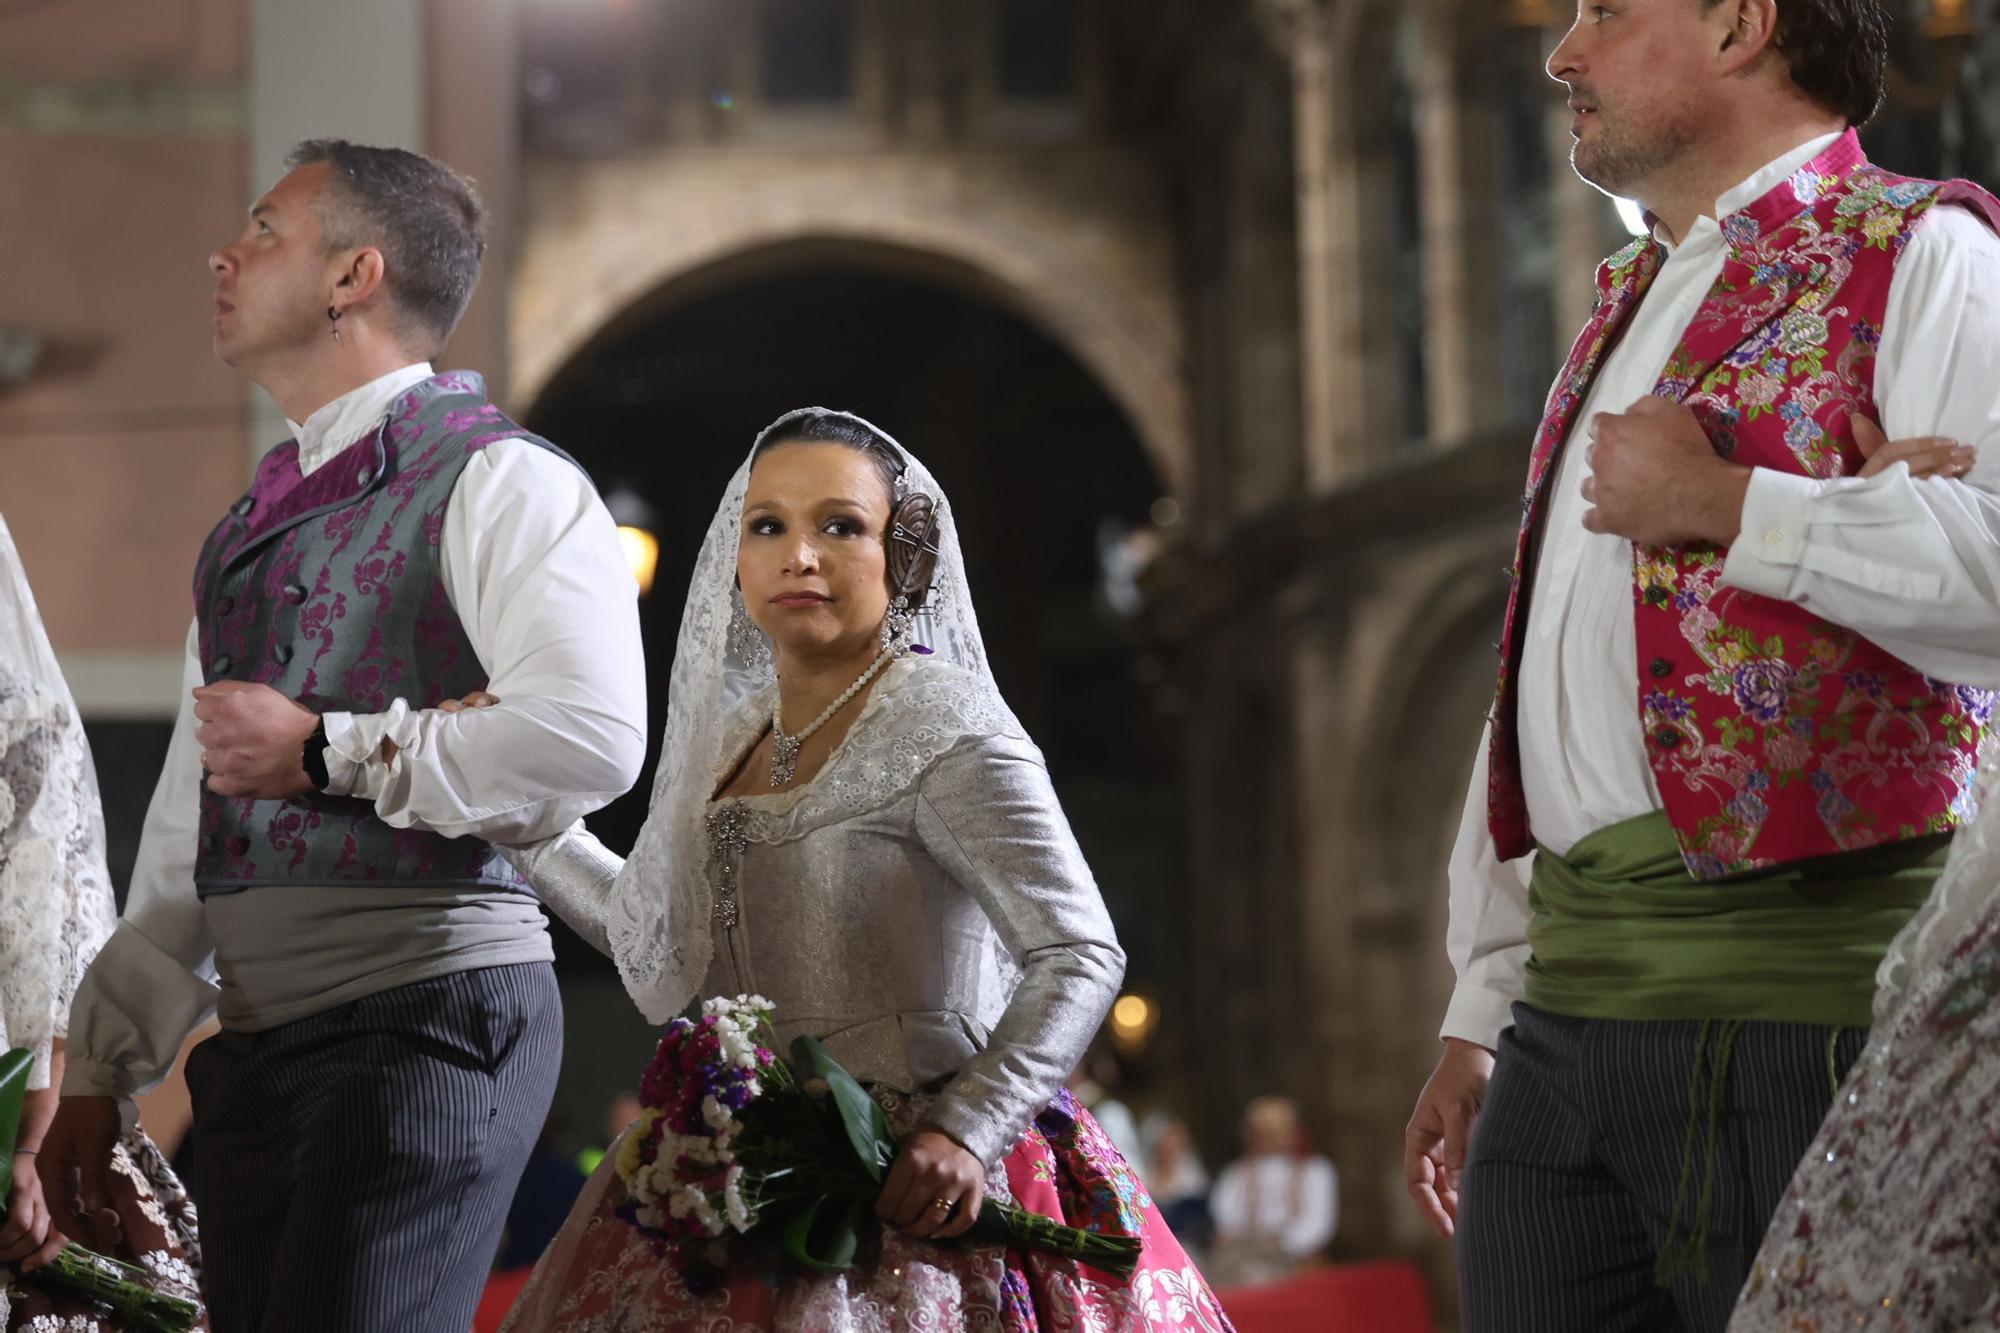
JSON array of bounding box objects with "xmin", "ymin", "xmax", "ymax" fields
[
  {"xmin": 966, "ymin": 1200, "xmax": 1143, "ymax": 1281},
  {"xmin": 27, "ymin": 1244, "xmax": 203, "ymax": 1332}
]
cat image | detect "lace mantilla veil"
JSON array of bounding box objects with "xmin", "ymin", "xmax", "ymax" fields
[
  {"xmin": 601, "ymin": 409, "xmax": 1007, "ymax": 1023},
  {"xmin": 0, "ymin": 513, "xmax": 116, "ymax": 1088},
  {"xmin": 1873, "ymin": 740, "xmax": 2000, "ymax": 1021}
]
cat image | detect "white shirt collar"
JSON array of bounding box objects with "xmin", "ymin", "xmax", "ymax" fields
[
  {"xmin": 1655, "ymin": 131, "xmax": 1844, "ymax": 252},
  {"xmin": 286, "ymin": 363, "xmax": 435, "ymax": 477}
]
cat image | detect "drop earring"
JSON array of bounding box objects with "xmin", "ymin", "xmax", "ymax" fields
[{"xmin": 328, "ymin": 306, "xmax": 343, "ymax": 343}]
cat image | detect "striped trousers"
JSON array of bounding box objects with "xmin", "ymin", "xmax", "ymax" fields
[
  {"xmin": 186, "ymin": 962, "xmax": 563, "ymax": 1333},
  {"xmin": 1457, "ymin": 1003, "xmax": 1864, "ymax": 1333}
]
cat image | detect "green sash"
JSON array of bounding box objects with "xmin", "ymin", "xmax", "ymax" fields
[
  {"xmin": 1525, "ymin": 811, "xmax": 1947, "ymax": 1028},
  {"xmin": 1524, "ymin": 812, "xmax": 1949, "ymax": 1283}
]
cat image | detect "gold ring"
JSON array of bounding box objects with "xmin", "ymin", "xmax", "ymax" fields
[{"xmin": 930, "ymin": 1196, "xmax": 954, "ymax": 1214}]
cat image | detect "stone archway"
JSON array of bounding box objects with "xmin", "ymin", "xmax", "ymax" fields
[{"xmin": 509, "ymin": 148, "xmax": 1191, "ymax": 499}]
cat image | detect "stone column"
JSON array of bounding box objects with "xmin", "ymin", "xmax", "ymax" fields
[
  {"xmin": 246, "ymin": 0, "xmax": 425, "ymax": 469},
  {"xmin": 1410, "ymin": 1, "xmax": 1504, "ymax": 446},
  {"xmin": 1289, "ymin": 2, "xmax": 1346, "ymax": 490},
  {"xmin": 1547, "ymin": 96, "xmax": 1622, "ymax": 358},
  {"xmin": 427, "ymin": 0, "xmax": 517, "ymax": 406}
]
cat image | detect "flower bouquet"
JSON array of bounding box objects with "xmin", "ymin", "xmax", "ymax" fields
[
  {"xmin": 615, "ymin": 995, "xmax": 1141, "ymax": 1291},
  {"xmin": 0, "ymin": 1048, "xmax": 204, "ymax": 1332}
]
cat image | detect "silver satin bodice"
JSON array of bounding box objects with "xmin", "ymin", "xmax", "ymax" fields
[{"xmin": 510, "ymin": 657, "xmax": 1126, "ymax": 1166}]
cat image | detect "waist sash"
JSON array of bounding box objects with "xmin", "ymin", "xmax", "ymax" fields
[{"xmin": 1525, "ymin": 811, "xmax": 1947, "ymax": 1028}]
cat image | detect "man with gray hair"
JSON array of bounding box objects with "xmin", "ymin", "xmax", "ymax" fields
[{"xmin": 36, "ymin": 141, "xmax": 647, "ymax": 1330}]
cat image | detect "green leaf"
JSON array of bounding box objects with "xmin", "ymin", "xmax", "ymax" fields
[
  {"xmin": 790, "ymin": 1036, "xmax": 896, "ymax": 1182},
  {"xmin": 781, "ymin": 1195, "xmax": 867, "ymax": 1271},
  {"xmin": 0, "ymin": 1047, "xmax": 32, "ymax": 1201}
]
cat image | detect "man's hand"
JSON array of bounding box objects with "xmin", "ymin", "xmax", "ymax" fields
[
  {"xmin": 36, "ymin": 1096, "xmax": 124, "ymax": 1253},
  {"xmin": 1405, "ymin": 1037, "xmax": 1496, "ymax": 1239},
  {"xmin": 1580, "ymin": 396, "xmax": 1752, "ymax": 547},
  {"xmin": 193, "ymin": 680, "xmax": 318, "ymax": 798},
  {"xmin": 1, "ymin": 1153, "xmax": 67, "ymax": 1270},
  {"xmin": 1852, "ymin": 413, "xmax": 1975, "ymax": 480}
]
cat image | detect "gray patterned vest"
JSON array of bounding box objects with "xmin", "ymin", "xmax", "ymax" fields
[{"xmin": 191, "ymin": 371, "xmax": 581, "ymax": 897}]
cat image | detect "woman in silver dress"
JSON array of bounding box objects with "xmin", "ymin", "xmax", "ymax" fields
[
  {"xmin": 499, "ymin": 410, "xmax": 1234, "ymax": 1330},
  {"xmin": 1729, "ymin": 739, "xmax": 2000, "ymax": 1330},
  {"xmin": 0, "ymin": 514, "xmax": 202, "ymax": 1329}
]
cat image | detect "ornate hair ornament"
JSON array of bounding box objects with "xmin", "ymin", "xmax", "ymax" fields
[{"xmin": 879, "ymin": 449, "xmax": 944, "ymax": 654}]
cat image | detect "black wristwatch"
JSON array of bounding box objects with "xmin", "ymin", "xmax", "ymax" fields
[{"xmin": 301, "ymin": 716, "xmax": 330, "ymax": 791}]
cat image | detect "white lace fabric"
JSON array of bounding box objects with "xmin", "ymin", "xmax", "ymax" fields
[
  {"xmin": 1873, "ymin": 741, "xmax": 2000, "ymax": 1021},
  {"xmin": 600, "ymin": 410, "xmax": 1003, "ymax": 1024},
  {"xmin": 0, "ymin": 515, "xmax": 117, "ymax": 1089}
]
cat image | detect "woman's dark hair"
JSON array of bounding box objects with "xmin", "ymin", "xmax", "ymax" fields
[
  {"xmin": 750, "ymin": 412, "xmax": 905, "ymax": 500},
  {"xmin": 1713, "ymin": 0, "xmax": 1888, "ymax": 127}
]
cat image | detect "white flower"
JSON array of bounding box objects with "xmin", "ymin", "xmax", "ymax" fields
[{"xmin": 723, "ymin": 1164, "xmax": 753, "ymax": 1232}]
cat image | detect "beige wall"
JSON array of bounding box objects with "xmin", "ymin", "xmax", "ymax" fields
[
  {"xmin": 0, "ymin": 1, "xmax": 248, "ymax": 681},
  {"xmin": 0, "ymin": 0, "xmax": 522, "ymax": 707}
]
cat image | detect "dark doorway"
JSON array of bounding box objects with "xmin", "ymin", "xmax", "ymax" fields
[{"xmin": 528, "ymin": 263, "xmax": 1186, "ymax": 1005}]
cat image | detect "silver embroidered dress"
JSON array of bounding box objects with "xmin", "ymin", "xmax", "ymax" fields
[{"xmin": 1728, "ymin": 744, "xmax": 2000, "ymax": 1330}]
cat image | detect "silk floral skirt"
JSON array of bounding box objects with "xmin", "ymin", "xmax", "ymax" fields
[{"xmin": 501, "ymin": 1088, "xmax": 1235, "ymax": 1332}]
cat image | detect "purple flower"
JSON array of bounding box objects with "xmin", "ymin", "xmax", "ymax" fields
[
  {"xmin": 1721, "ymin": 212, "xmax": 1761, "ymax": 249},
  {"xmin": 1842, "ymin": 671, "xmax": 1886, "ymax": 699},
  {"xmin": 1732, "ymin": 659, "xmax": 1796, "ymax": 724},
  {"xmin": 1686, "ymin": 853, "xmax": 1730, "ymax": 880},
  {"xmin": 1726, "ymin": 791, "xmax": 1768, "ymax": 825},
  {"xmin": 1645, "ymin": 690, "xmax": 1694, "ymax": 722},
  {"xmin": 1726, "ymin": 323, "xmax": 1782, "ymax": 367},
  {"xmin": 1817, "ymin": 787, "xmax": 1856, "ymax": 825},
  {"xmin": 1950, "ymin": 684, "xmax": 1996, "ymax": 725}
]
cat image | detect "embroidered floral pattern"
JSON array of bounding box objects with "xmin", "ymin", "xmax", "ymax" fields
[
  {"xmin": 1488, "ymin": 131, "xmax": 2000, "ymax": 878},
  {"xmin": 188, "ymin": 373, "xmax": 563, "ymax": 891}
]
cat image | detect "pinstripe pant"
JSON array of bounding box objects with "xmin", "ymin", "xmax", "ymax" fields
[
  {"xmin": 185, "ymin": 962, "xmax": 563, "ymax": 1333},
  {"xmin": 1457, "ymin": 1002, "xmax": 1865, "ymax": 1333}
]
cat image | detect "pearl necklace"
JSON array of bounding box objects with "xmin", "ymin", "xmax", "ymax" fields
[{"xmin": 769, "ymin": 646, "xmax": 899, "ymax": 787}]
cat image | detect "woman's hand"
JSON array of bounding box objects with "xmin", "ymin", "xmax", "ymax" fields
[
  {"xmin": 1853, "ymin": 414, "xmax": 1975, "ymax": 480},
  {"xmin": 0, "ymin": 1152, "xmax": 67, "ymax": 1270},
  {"xmin": 437, "ymin": 690, "xmax": 501, "ymax": 715},
  {"xmin": 876, "ymin": 1127, "xmax": 985, "ymax": 1241},
  {"xmin": 381, "ymin": 690, "xmax": 500, "ymax": 764}
]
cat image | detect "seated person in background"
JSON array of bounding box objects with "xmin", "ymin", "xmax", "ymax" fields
[
  {"xmin": 1208, "ymin": 1095, "xmax": 1338, "ymax": 1288},
  {"xmin": 1143, "ymin": 1115, "xmax": 1214, "ymax": 1260}
]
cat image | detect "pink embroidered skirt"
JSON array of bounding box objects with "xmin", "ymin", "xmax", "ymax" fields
[{"xmin": 501, "ymin": 1089, "xmax": 1235, "ymax": 1331}]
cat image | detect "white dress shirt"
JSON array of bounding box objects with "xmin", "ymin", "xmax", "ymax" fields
[
  {"xmin": 1442, "ymin": 136, "xmax": 2000, "ymax": 1049},
  {"xmin": 63, "ymin": 364, "xmax": 647, "ymax": 1118}
]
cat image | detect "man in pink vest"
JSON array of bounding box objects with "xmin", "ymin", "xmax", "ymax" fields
[{"xmin": 1402, "ymin": 2, "xmax": 2000, "ymax": 1328}]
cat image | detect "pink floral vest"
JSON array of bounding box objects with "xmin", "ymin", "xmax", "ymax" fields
[{"xmin": 1488, "ymin": 132, "xmax": 2000, "ymax": 881}]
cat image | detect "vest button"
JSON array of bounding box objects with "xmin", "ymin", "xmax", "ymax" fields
[
  {"xmin": 212, "ymin": 654, "xmax": 233, "ymax": 676},
  {"xmin": 231, "ymin": 496, "xmax": 254, "ymax": 517},
  {"xmin": 284, "ymin": 583, "xmax": 308, "ymax": 604},
  {"xmin": 215, "ymin": 595, "xmax": 236, "ymax": 616},
  {"xmin": 1644, "ymin": 585, "xmax": 1670, "ymax": 606},
  {"xmin": 274, "ymin": 644, "xmax": 295, "ymax": 666},
  {"xmin": 356, "ymin": 467, "xmax": 375, "ymax": 487},
  {"xmin": 1649, "ymin": 657, "xmax": 1673, "ymax": 678},
  {"xmin": 1653, "ymin": 728, "xmax": 1683, "ymax": 749}
]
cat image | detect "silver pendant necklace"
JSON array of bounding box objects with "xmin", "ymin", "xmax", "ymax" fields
[{"xmin": 769, "ymin": 646, "xmax": 898, "ymax": 787}]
